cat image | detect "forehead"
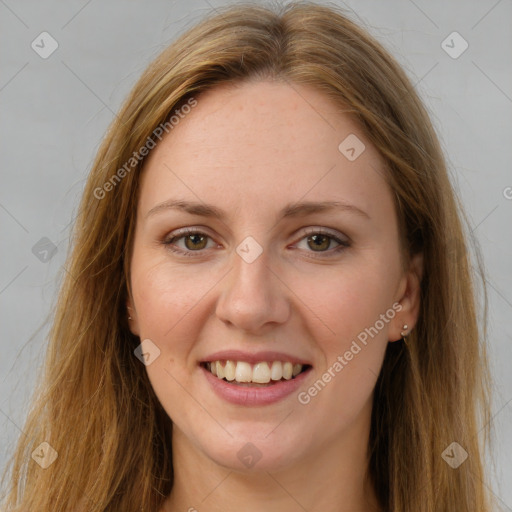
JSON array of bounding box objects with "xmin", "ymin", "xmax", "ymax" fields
[{"xmin": 138, "ymin": 80, "xmax": 392, "ymax": 222}]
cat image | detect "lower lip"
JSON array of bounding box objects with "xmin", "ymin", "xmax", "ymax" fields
[{"xmin": 201, "ymin": 365, "xmax": 312, "ymax": 406}]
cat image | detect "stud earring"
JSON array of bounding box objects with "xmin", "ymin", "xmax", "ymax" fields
[{"xmin": 400, "ymin": 324, "xmax": 409, "ymax": 344}]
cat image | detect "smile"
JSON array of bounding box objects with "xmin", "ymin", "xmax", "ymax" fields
[{"xmin": 202, "ymin": 360, "xmax": 310, "ymax": 386}]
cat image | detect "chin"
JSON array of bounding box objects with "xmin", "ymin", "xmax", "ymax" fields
[{"xmin": 198, "ymin": 427, "xmax": 308, "ymax": 473}]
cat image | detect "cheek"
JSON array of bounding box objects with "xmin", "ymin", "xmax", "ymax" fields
[
  {"xmin": 293, "ymin": 259, "xmax": 398, "ymax": 351},
  {"xmin": 291, "ymin": 262, "xmax": 396, "ymax": 420},
  {"xmin": 131, "ymin": 254, "xmax": 213, "ymax": 345},
  {"xmin": 130, "ymin": 256, "xmax": 214, "ymax": 421}
]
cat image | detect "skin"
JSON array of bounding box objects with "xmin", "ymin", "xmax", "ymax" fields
[{"xmin": 127, "ymin": 80, "xmax": 423, "ymax": 512}]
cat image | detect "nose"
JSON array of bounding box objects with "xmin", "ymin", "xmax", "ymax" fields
[{"xmin": 215, "ymin": 245, "xmax": 290, "ymax": 334}]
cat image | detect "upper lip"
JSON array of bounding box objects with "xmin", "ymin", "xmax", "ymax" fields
[{"xmin": 200, "ymin": 350, "xmax": 312, "ymax": 366}]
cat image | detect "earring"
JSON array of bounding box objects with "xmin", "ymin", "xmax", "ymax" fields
[
  {"xmin": 400, "ymin": 324, "xmax": 409, "ymax": 344},
  {"xmin": 128, "ymin": 315, "xmax": 132, "ymax": 320}
]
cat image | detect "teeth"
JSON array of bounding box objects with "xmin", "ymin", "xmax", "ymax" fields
[
  {"xmin": 206, "ymin": 360, "xmax": 305, "ymax": 384},
  {"xmin": 235, "ymin": 361, "xmax": 252, "ymax": 382},
  {"xmin": 215, "ymin": 361, "xmax": 224, "ymax": 379},
  {"xmin": 270, "ymin": 361, "xmax": 283, "ymax": 381},
  {"xmin": 252, "ymin": 362, "xmax": 271, "ymax": 384},
  {"xmin": 224, "ymin": 360, "xmax": 236, "ymax": 381},
  {"xmin": 282, "ymin": 362, "xmax": 293, "ymax": 380}
]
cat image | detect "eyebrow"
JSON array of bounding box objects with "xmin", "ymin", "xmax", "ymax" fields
[{"xmin": 145, "ymin": 199, "xmax": 370, "ymax": 221}]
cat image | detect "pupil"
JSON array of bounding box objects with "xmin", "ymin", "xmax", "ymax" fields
[
  {"xmin": 308, "ymin": 234, "xmax": 329, "ymax": 251},
  {"xmin": 186, "ymin": 234, "xmax": 207, "ymax": 250}
]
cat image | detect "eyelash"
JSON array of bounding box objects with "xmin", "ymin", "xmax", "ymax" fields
[{"xmin": 162, "ymin": 227, "xmax": 350, "ymax": 259}]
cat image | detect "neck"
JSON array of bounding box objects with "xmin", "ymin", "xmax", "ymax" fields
[{"xmin": 162, "ymin": 403, "xmax": 381, "ymax": 512}]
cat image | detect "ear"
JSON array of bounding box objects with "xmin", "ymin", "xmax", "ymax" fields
[
  {"xmin": 126, "ymin": 295, "xmax": 140, "ymax": 337},
  {"xmin": 389, "ymin": 252, "xmax": 423, "ymax": 342}
]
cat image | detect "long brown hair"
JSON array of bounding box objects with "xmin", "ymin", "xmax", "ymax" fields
[{"xmin": 1, "ymin": 2, "xmax": 494, "ymax": 510}]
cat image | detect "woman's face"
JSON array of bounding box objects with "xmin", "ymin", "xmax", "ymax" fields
[{"xmin": 128, "ymin": 80, "xmax": 420, "ymax": 472}]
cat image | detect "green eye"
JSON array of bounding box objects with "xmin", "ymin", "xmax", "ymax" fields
[
  {"xmin": 295, "ymin": 228, "xmax": 350, "ymax": 256},
  {"xmin": 163, "ymin": 228, "xmax": 350, "ymax": 258},
  {"xmin": 182, "ymin": 233, "xmax": 208, "ymax": 250},
  {"xmin": 306, "ymin": 233, "xmax": 336, "ymax": 251},
  {"xmin": 163, "ymin": 229, "xmax": 215, "ymax": 256}
]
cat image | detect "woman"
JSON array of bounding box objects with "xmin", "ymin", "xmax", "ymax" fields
[{"xmin": 1, "ymin": 2, "xmax": 494, "ymax": 511}]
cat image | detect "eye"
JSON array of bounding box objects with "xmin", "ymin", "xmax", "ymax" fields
[
  {"xmin": 163, "ymin": 227, "xmax": 350, "ymax": 258},
  {"xmin": 163, "ymin": 228, "xmax": 217, "ymax": 256},
  {"xmin": 294, "ymin": 228, "xmax": 350, "ymax": 256}
]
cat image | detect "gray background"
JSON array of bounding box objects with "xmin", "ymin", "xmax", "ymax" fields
[{"xmin": 1, "ymin": 0, "xmax": 511, "ymax": 508}]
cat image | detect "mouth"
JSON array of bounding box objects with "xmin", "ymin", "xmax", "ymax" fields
[{"xmin": 200, "ymin": 360, "xmax": 312, "ymax": 387}]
